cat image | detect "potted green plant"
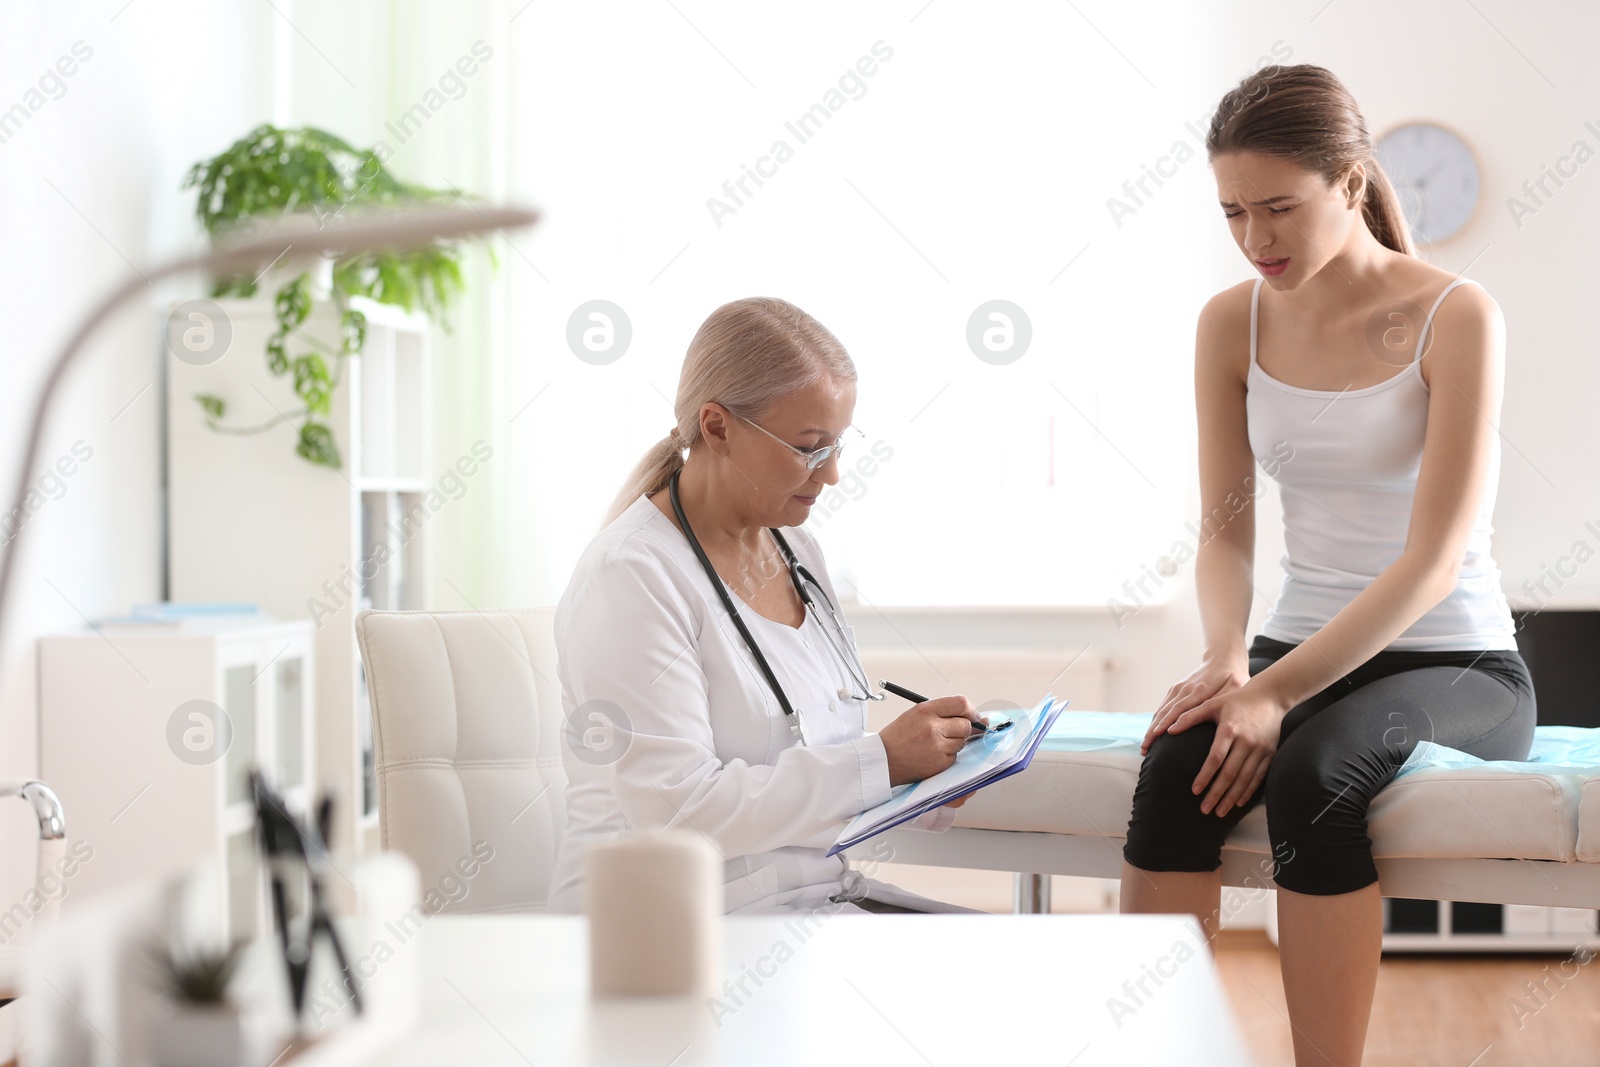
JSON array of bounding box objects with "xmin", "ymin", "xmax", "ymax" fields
[
  {"xmin": 148, "ymin": 940, "xmax": 266, "ymax": 1067},
  {"xmin": 182, "ymin": 124, "xmax": 480, "ymax": 468}
]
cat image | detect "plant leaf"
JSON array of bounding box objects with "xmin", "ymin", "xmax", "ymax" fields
[
  {"xmin": 296, "ymin": 421, "xmax": 342, "ymax": 469},
  {"xmin": 184, "ymin": 123, "xmax": 503, "ymax": 468},
  {"xmin": 292, "ymin": 352, "xmax": 332, "ymax": 416},
  {"xmin": 274, "ymin": 273, "xmax": 312, "ymax": 333},
  {"xmin": 340, "ymin": 308, "xmax": 367, "ymax": 357},
  {"xmin": 157, "ymin": 941, "xmax": 247, "ymax": 1004},
  {"xmin": 266, "ymin": 335, "xmax": 289, "ymax": 375}
]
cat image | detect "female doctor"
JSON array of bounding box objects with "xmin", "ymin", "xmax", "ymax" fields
[{"xmin": 546, "ymin": 296, "xmax": 983, "ymax": 915}]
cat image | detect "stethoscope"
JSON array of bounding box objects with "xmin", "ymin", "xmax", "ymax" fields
[{"xmin": 669, "ymin": 468, "xmax": 882, "ymax": 745}]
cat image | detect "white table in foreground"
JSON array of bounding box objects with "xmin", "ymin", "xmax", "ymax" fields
[{"xmin": 373, "ymin": 912, "xmax": 1254, "ymax": 1066}]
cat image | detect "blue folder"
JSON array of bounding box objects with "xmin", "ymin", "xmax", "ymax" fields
[{"xmin": 828, "ymin": 695, "xmax": 1068, "ymax": 856}]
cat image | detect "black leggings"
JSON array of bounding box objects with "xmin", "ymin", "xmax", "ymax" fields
[{"xmin": 1122, "ymin": 635, "xmax": 1536, "ymax": 896}]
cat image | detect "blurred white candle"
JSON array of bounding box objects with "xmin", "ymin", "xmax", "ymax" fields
[{"xmin": 585, "ymin": 831, "xmax": 722, "ymax": 997}]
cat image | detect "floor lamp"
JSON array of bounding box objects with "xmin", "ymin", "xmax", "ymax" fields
[{"xmin": 0, "ymin": 203, "xmax": 538, "ymax": 863}]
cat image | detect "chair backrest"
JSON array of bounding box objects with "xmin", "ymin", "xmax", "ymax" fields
[{"xmin": 354, "ymin": 608, "xmax": 567, "ymax": 913}]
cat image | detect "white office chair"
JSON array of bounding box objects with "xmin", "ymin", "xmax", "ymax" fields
[{"xmin": 354, "ymin": 608, "xmax": 567, "ymax": 913}]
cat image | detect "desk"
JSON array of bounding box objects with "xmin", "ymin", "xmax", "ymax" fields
[{"xmin": 366, "ymin": 912, "xmax": 1253, "ymax": 1066}]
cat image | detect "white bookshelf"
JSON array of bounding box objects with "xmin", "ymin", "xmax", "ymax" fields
[
  {"xmin": 39, "ymin": 618, "xmax": 314, "ymax": 940},
  {"xmin": 167, "ymin": 295, "xmax": 433, "ymax": 857}
]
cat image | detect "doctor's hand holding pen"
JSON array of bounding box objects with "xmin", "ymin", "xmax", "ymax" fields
[{"xmin": 877, "ymin": 686, "xmax": 984, "ymax": 808}]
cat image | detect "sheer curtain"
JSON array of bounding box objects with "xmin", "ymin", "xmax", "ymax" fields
[{"xmin": 291, "ymin": 0, "xmax": 535, "ymax": 613}]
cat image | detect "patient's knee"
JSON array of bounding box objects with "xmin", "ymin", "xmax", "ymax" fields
[
  {"xmin": 1137, "ymin": 724, "xmax": 1217, "ymax": 793},
  {"xmin": 1124, "ymin": 727, "xmax": 1223, "ymax": 834},
  {"xmin": 1263, "ymin": 758, "xmax": 1378, "ymax": 895},
  {"xmin": 1264, "ymin": 754, "xmax": 1365, "ymax": 837}
]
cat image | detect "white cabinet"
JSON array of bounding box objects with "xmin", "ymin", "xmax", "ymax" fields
[
  {"xmin": 166, "ymin": 296, "xmax": 432, "ymax": 856},
  {"xmin": 39, "ymin": 619, "xmax": 314, "ymax": 940},
  {"xmin": 1378, "ymin": 897, "xmax": 1597, "ymax": 952}
]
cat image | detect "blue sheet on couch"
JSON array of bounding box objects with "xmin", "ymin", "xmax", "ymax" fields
[
  {"xmin": 1036, "ymin": 710, "xmax": 1600, "ymax": 780},
  {"xmin": 1038, "ymin": 710, "xmax": 1149, "ymax": 752},
  {"xmin": 1397, "ymin": 728, "xmax": 1600, "ymax": 779}
]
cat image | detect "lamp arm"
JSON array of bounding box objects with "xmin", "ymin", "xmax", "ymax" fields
[
  {"xmin": 0, "ymin": 253, "xmax": 210, "ymax": 684},
  {"xmin": 0, "ymin": 203, "xmax": 537, "ymax": 720}
]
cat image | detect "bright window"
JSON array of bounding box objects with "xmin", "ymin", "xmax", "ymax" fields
[{"xmin": 508, "ymin": 3, "xmax": 1233, "ymax": 607}]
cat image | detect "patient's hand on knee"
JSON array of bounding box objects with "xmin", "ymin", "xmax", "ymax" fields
[
  {"xmin": 1188, "ymin": 684, "xmax": 1288, "ymax": 817},
  {"xmin": 1142, "ymin": 655, "xmax": 1250, "ymax": 754}
]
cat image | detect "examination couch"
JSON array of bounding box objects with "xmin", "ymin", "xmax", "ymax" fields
[
  {"xmin": 858, "ymin": 711, "xmax": 1600, "ymax": 922},
  {"xmin": 353, "ymin": 609, "xmax": 1600, "ymax": 930}
]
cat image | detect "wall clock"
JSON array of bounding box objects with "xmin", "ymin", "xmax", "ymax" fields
[{"xmin": 1373, "ymin": 121, "xmax": 1480, "ymax": 245}]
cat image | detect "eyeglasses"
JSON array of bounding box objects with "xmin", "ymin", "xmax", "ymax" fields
[{"xmin": 733, "ymin": 413, "xmax": 864, "ymax": 471}]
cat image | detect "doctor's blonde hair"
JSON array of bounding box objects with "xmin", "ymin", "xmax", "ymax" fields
[{"xmin": 605, "ymin": 296, "xmax": 857, "ymax": 525}]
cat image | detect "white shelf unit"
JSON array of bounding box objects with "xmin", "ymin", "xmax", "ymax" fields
[
  {"xmin": 1265, "ymin": 893, "xmax": 1599, "ymax": 953},
  {"xmin": 167, "ymin": 295, "xmax": 432, "ymax": 857},
  {"xmin": 39, "ymin": 618, "xmax": 314, "ymax": 940},
  {"xmin": 1379, "ymin": 897, "xmax": 1598, "ymax": 953}
]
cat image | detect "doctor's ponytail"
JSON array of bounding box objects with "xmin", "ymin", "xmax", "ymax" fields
[
  {"xmin": 603, "ymin": 297, "xmax": 856, "ymax": 525},
  {"xmin": 607, "ymin": 431, "xmax": 688, "ymax": 527}
]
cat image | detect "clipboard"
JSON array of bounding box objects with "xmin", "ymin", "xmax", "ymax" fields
[{"xmin": 827, "ymin": 694, "xmax": 1068, "ymax": 856}]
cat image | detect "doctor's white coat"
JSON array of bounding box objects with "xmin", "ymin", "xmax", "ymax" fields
[{"xmin": 546, "ymin": 494, "xmax": 959, "ymax": 914}]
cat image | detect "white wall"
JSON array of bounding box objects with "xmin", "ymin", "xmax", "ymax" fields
[{"xmin": 0, "ymin": 0, "xmax": 277, "ymax": 922}]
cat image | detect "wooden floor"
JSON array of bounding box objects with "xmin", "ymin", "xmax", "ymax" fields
[
  {"xmin": 1216, "ymin": 929, "xmax": 1600, "ymax": 1067},
  {"xmin": 874, "ymin": 863, "xmax": 1600, "ymax": 1064}
]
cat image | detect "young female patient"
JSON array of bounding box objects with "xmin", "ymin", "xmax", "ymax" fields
[{"xmin": 1119, "ymin": 64, "xmax": 1534, "ymax": 1067}]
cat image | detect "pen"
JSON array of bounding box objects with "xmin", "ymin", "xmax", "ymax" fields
[
  {"xmin": 880, "ymin": 680, "xmax": 929, "ymax": 704},
  {"xmin": 880, "ymin": 680, "xmax": 992, "ymax": 737}
]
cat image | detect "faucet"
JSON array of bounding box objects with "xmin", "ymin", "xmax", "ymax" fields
[{"xmin": 0, "ymin": 780, "xmax": 65, "ymax": 840}]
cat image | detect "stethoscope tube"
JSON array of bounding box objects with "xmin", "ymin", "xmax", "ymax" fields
[
  {"xmin": 667, "ymin": 469, "xmax": 879, "ymax": 742},
  {"xmin": 782, "ymin": 549, "xmax": 883, "ymax": 703},
  {"xmin": 668, "ymin": 468, "xmax": 802, "ymax": 725}
]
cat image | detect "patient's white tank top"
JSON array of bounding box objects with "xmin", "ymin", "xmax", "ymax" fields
[{"xmin": 1244, "ymin": 276, "xmax": 1517, "ymax": 651}]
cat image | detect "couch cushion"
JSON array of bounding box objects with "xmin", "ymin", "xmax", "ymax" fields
[
  {"xmin": 1579, "ymin": 778, "xmax": 1600, "ymax": 862},
  {"xmin": 954, "ymin": 711, "xmax": 1588, "ymax": 863}
]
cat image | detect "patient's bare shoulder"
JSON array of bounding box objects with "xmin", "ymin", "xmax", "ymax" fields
[{"xmin": 1195, "ymin": 280, "xmax": 1255, "ymax": 384}]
